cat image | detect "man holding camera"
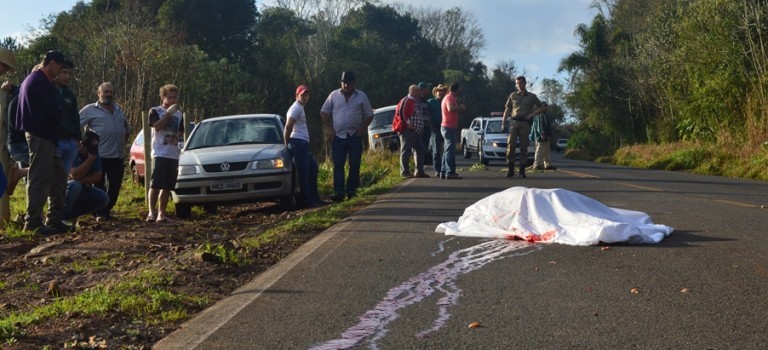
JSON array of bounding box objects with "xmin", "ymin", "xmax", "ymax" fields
[{"xmin": 63, "ymin": 130, "xmax": 109, "ymax": 222}]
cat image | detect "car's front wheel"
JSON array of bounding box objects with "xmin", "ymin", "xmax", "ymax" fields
[
  {"xmin": 462, "ymin": 142, "xmax": 471, "ymax": 159},
  {"xmin": 203, "ymin": 204, "xmax": 218, "ymax": 215},
  {"xmin": 278, "ymin": 171, "xmax": 297, "ymax": 211},
  {"xmin": 175, "ymin": 203, "xmax": 192, "ymax": 219}
]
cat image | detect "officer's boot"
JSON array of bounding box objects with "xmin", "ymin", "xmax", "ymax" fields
[
  {"xmin": 518, "ymin": 164, "xmax": 527, "ymax": 178},
  {"xmin": 505, "ymin": 164, "xmax": 515, "ymax": 178}
]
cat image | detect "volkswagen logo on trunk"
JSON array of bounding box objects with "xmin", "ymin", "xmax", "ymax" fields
[{"xmin": 220, "ymin": 162, "xmax": 231, "ymax": 172}]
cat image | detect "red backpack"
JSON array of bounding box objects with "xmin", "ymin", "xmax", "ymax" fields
[{"xmin": 392, "ymin": 97, "xmax": 408, "ymax": 133}]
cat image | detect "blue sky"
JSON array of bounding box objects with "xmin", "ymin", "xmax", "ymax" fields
[{"xmin": 1, "ymin": 0, "xmax": 597, "ymax": 92}]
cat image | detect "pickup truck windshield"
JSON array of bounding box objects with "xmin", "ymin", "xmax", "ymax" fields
[
  {"xmin": 486, "ymin": 120, "xmax": 504, "ymax": 133},
  {"xmin": 370, "ymin": 110, "xmax": 395, "ymax": 129}
]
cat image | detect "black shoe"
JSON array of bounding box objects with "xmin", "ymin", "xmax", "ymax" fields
[
  {"xmin": 46, "ymin": 221, "xmax": 75, "ymax": 233},
  {"xmin": 302, "ymin": 200, "xmax": 328, "ymax": 209},
  {"xmin": 518, "ymin": 166, "xmax": 527, "ymax": 178},
  {"xmin": 446, "ymin": 173, "xmax": 462, "ymax": 179},
  {"xmin": 24, "ymin": 223, "xmax": 58, "ymax": 236},
  {"xmin": 312, "ymin": 200, "xmax": 329, "ymax": 208},
  {"xmin": 330, "ymin": 193, "xmax": 345, "ymax": 202},
  {"xmin": 505, "ymin": 167, "xmax": 515, "ymax": 178},
  {"xmin": 347, "ymin": 193, "xmax": 356, "ymax": 200},
  {"xmin": 544, "ymin": 166, "xmax": 557, "ymax": 170}
]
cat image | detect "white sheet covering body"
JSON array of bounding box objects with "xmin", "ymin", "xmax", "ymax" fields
[{"xmin": 435, "ymin": 187, "xmax": 673, "ymax": 245}]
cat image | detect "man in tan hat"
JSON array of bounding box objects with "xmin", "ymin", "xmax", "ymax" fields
[{"xmin": 0, "ymin": 48, "xmax": 17, "ymax": 75}]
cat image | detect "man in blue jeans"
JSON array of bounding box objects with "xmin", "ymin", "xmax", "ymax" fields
[
  {"xmin": 64, "ymin": 131, "xmax": 108, "ymax": 222},
  {"xmin": 284, "ymin": 85, "xmax": 325, "ymax": 208},
  {"xmin": 440, "ymin": 83, "xmax": 465, "ymax": 179},
  {"xmin": 320, "ymin": 71, "xmax": 373, "ymax": 202},
  {"xmin": 428, "ymin": 84, "xmax": 447, "ymax": 177}
]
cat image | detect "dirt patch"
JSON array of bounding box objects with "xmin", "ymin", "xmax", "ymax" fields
[{"xmin": 0, "ymin": 202, "xmax": 328, "ymax": 349}]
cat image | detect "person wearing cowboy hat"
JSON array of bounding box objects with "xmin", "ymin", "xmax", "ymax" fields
[
  {"xmin": 320, "ymin": 71, "xmax": 373, "ymax": 202},
  {"xmin": 0, "ymin": 47, "xmax": 17, "ymax": 198},
  {"xmin": 0, "ymin": 48, "xmax": 17, "ymax": 75}
]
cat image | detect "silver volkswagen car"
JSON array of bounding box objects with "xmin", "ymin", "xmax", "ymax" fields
[{"xmin": 172, "ymin": 114, "xmax": 297, "ymax": 218}]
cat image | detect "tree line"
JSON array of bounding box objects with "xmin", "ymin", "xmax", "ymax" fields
[
  {"xmin": 2, "ymin": 0, "xmax": 568, "ymax": 158},
  {"xmin": 561, "ymin": 0, "xmax": 768, "ymax": 157}
]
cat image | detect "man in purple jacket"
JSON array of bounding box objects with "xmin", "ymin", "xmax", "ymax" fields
[{"xmin": 16, "ymin": 50, "xmax": 69, "ymax": 235}]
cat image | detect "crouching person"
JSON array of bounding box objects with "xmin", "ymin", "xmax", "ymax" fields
[{"xmin": 64, "ymin": 131, "xmax": 108, "ymax": 222}]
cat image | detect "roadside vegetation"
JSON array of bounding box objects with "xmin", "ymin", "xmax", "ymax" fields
[
  {"xmin": 560, "ymin": 1, "xmax": 768, "ymax": 166},
  {"xmin": 0, "ymin": 150, "xmax": 400, "ymax": 348}
]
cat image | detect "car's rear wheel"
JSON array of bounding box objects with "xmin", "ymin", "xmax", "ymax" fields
[
  {"xmin": 462, "ymin": 142, "xmax": 471, "ymax": 159},
  {"xmin": 130, "ymin": 163, "xmax": 143, "ymax": 186},
  {"xmin": 175, "ymin": 203, "xmax": 192, "ymax": 219},
  {"xmin": 203, "ymin": 204, "xmax": 218, "ymax": 215}
]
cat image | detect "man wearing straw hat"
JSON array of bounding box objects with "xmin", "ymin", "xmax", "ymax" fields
[{"xmin": 0, "ymin": 48, "xmax": 17, "ymax": 76}]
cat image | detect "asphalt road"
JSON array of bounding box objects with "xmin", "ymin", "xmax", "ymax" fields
[{"xmin": 155, "ymin": 153, "xmax": 768, "ymax": 349}]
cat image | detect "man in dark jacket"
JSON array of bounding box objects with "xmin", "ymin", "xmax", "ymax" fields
[
  {"xmin": 528, "ymin": 103, "xmax": 557, "ymax": 171},
  {"xmin": 16, "ymin": 50, "xmax": 68, "ymax": 235}
]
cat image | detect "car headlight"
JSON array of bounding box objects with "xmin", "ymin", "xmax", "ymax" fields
[
  {"xmin": 178, "ymin": 165, "xmax": 198, "ymax": 175},
  {"xmin": 252, "ymin": 158, "xmax": 285, "ymax": 170}
]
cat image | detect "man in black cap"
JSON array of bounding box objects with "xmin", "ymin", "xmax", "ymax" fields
[
  {"xmin": 16, "ymin": 50, "xmax": 69, "ymax": 235},
  {"xmin": 320, "ymin": 71, "xmax": 373, "ymax": 202}
]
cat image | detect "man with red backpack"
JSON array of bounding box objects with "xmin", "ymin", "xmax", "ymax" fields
[{"xmin": 393, "ymin": 85, "xmax": 429, "ymax": 178}]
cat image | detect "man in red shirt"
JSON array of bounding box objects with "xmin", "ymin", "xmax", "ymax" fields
[{"xmin": 440, "ymin": 83, "xmax": 466, "ymax": 179}]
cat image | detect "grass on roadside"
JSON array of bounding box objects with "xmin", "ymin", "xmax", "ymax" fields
[
  {"xmin": 241, "ymin": 150, "xmax": 401, "ymax": 248},
  {"xmin": 612, "ymin": 141, "xmax": 768, "ymax": 180},
  {"xmin": 1, "ymin": 149, "xmax": 402, "ymax": 345},
  {"xmin": 0, "ymin": 269, "xmax": 207, "ymax": 343}
]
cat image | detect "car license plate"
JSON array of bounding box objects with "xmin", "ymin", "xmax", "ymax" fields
[{"xmin": 210, "ymin": 179, "xmax": 243, "ymax": 191}]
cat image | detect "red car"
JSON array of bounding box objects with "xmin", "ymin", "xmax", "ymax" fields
[
  {"xmin": 129, "ymin": 133, "xmax": 147, "ymax": 185},
  {"xmin": 129, "ymin": 126, "xmax": 193, "ymax": 185}
]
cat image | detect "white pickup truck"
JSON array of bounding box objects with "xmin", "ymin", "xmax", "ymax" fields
[{"xmin": 460, "ymin": 114, "xmax": 534, "ymax": 166}]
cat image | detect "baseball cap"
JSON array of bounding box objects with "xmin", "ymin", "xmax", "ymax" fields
[
  {"xmin": 296, "ymin": 85, "xmax": 309, "ymax": 95},
  {"xmin": 44, "ymin": 50, "xmax": 66, "ymax": 64},
  {"xmin": 418, "ymin": 81, "xmax": 431, "ymax": 89}
]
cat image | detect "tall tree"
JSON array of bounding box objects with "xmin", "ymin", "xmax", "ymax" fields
[
  {"xmin": 329, "ymin": 3, "xmax": 441, "ymax": 106},
  {"xmin": 408, "ymin": 6, "xmax": 486, "ymax": 71},
  {"xmin": 158, "ymin": 0, "xmax": 258, "ymax": 62}
]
